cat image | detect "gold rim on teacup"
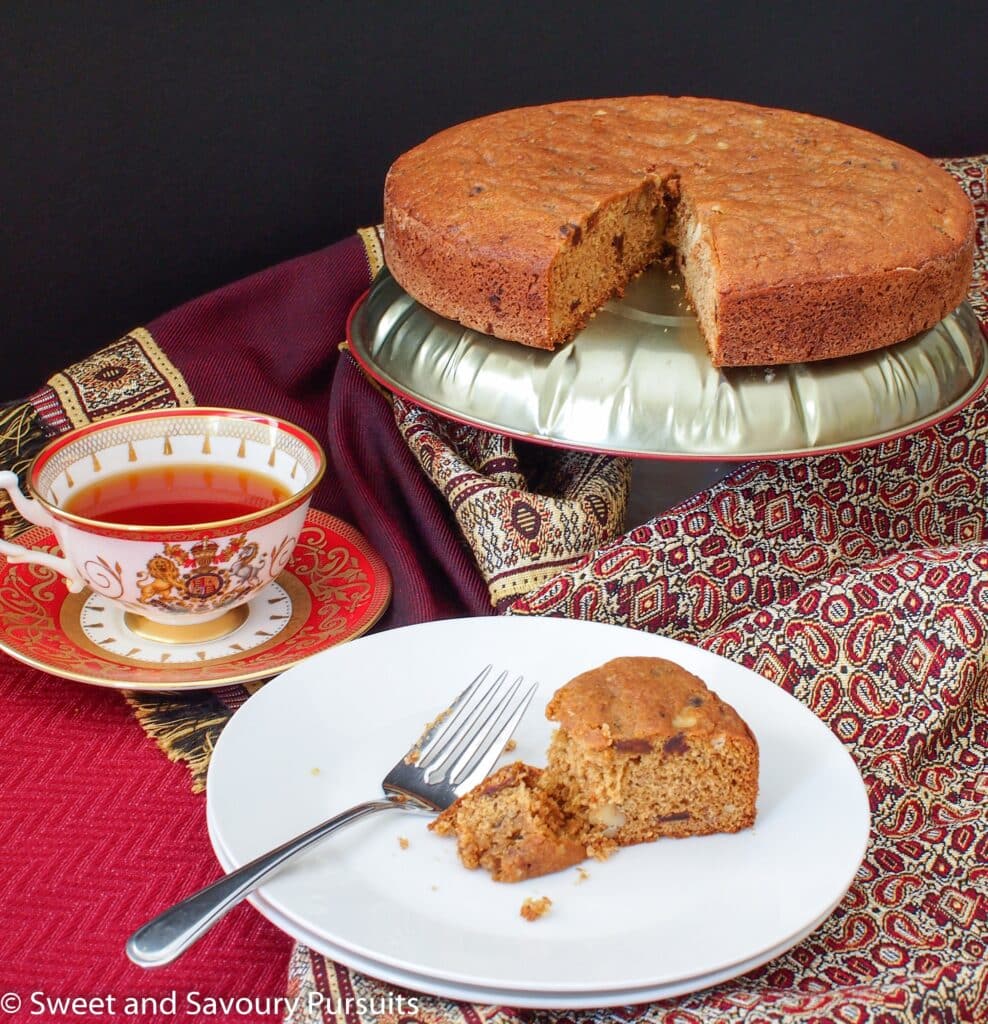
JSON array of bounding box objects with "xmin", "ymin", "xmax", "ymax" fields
[{"xmin": 27, "ymin": 407, "xmax": 326, "ymax": 534}]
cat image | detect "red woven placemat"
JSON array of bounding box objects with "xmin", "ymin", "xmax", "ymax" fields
[{"xmin": 0, "ymin": 667, "xmax": 290, "ymax": 1023}]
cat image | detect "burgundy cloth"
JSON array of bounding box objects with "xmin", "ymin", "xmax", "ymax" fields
[{"xmin": 148, "ymin": 236, "xmax": 492, "ymax": 626}]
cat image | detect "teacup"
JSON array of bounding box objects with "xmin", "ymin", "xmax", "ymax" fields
[{"xmin": 0, "ymin": 407, "xmax": 325, "ymax": 640}]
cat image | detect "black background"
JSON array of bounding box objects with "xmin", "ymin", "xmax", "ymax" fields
[{"xmin": 2, "ymin": 2, "xmax": 986, "ymax": 397}]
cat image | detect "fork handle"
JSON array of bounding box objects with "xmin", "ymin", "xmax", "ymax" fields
[{"xmin": 126, "ymin": 796, "xmax": 404, "ymax": 968}]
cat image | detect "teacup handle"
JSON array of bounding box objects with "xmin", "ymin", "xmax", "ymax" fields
[{"xmin": 0, "ymin": 470, "xmax": 85, "ymax": 592}]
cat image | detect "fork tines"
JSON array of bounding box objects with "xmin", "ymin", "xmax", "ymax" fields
[{"xmin": 413, "ymin": 665, "xmax": 537, "ymax": 788}]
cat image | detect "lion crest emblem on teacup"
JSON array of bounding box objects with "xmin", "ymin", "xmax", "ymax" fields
[{"xmin": 136, "ymin": 535, "xmax": 265, "ymax": 610}]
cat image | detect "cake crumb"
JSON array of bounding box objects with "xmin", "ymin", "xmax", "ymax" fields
[
  {"xmin": 520, "ymin": 896, "xmax": 552, "ymax": 922},
  {"xmin": 575, "ymin": 867, "xmax": 590, "ymax": 883},
  {"xmin": 504, "ymin": 739, "xmax": 517, "ymax": 753},
  {"xmin": 587, "ymin": 840, "xmax": 617, "ymax": 861},
  {"xmin": 405, "ymin": 706, "xmax": 453, "ymax": 764},
  {"xmin": 310, "ymin": 767, "xmax": 321, "ymax": 776},
  {"xmin": 398, "ymin": 836, "xmax": 410, "ymax": 850}
]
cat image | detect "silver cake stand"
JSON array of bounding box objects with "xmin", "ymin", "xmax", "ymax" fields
[
  {"xmin": 349, "ymin": 266, "xmax": 986, "ymax": 459},
  {"xmin": 348, "ymin": 266, "xmax": 986, "ymax": 516}
]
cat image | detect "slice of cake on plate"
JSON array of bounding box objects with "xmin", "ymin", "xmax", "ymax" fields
[
  {"xmin": 430, "ymin": 655, "xmax": 759, "ymax": 880},
  {"xmin": 543, "ymin": 656, "xmax": 759, "ymax": 856}
]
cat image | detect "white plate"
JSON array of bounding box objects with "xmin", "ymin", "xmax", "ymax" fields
[
  {"xmin": 208, "ymin": 810, "xmax": 850, "ymax": 1009},
  {"xmin": 207, "ymin": 617, "xmax": 870, "ymax": 997}
]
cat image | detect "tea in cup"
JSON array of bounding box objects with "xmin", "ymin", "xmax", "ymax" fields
[{"xmin": 0, "ymin": 407, "xmax": 325, "ymax": 639}]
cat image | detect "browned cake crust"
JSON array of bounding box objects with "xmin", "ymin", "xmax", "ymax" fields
[
  {"xmin": 429, "ymin": 761, "xmax": 586, "ymax": 882},
  {"xmin": 383, "ymin": 96, "xmax": 974, "ymax": 367},
  {"xmin": 543, "ymin": 657, "xmax": 759, "ymax": 849}
]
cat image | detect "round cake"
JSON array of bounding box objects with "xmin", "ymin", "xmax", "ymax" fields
[{"xmin": 383, "ymin": 96, "xmax": 974, "ymax": 367}]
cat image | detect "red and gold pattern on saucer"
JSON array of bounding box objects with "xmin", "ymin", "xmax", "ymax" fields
[{"xmin": 0, "ymin": 509, "xmax": 391, "ymax": 690}]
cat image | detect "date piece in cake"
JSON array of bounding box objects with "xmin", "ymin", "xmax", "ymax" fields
[
  {"xmin": 429, "ymin": 761, "xmax": 586, "ymax": 882},
  {"xmin": 384, "ymin": 96, "xmax": 974, "ymax": 367},
  {"xmin": 543, "ymin": 657, "xmax": 758, "ymax": 852}
]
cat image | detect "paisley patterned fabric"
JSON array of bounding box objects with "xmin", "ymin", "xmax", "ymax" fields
[
  {"xmin": 396, "ymin": 401, "xmax": 631, "ymax": 610},
  {"xmin": 290, "ymin": 157, "xmax": 988, "ymax": 1023}
]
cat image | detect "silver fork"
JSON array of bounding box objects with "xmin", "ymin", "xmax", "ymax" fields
[{"xmin": 126, "ymin": 666, "xmax": 536, "ymax": 968}]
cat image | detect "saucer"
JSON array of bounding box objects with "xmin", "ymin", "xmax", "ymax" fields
[{"xmin": 0, "ymin": 509, "xmax": 391, "ymax": 690}]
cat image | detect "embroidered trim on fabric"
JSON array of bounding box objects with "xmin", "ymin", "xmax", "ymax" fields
[
  {"xmin": 396, "ymin": 400, "xmax": 631, "ymax": 610},
  {"xmin": 0, "ymin": 402, "xmax": 50, "ymax": 539},
  {"xmin": 357, "ymin": 226, "xmax": 385, "ymax": 281},
  {"xmin": 41, "ymin": 328, "xmax": 193, "ymax": 430}
]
